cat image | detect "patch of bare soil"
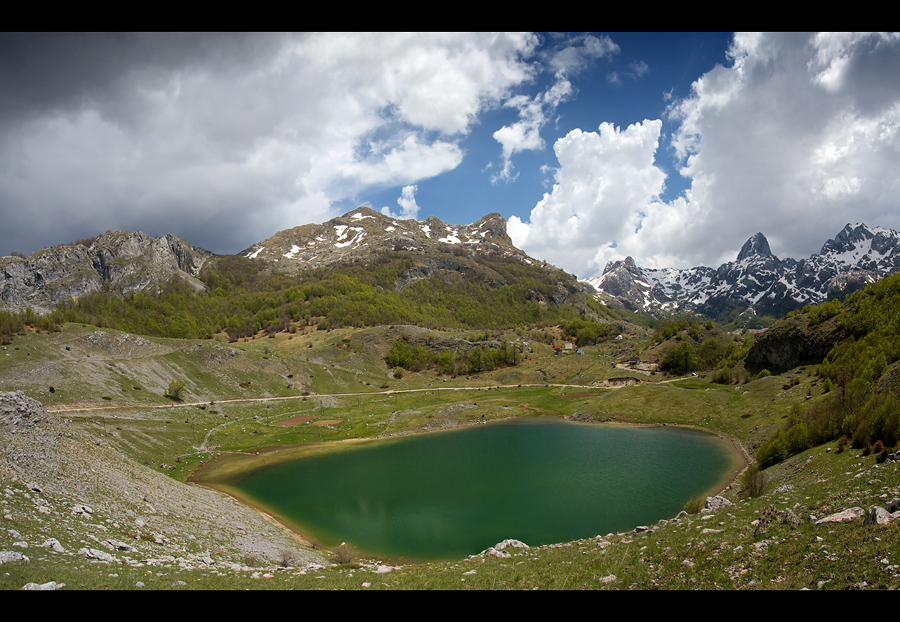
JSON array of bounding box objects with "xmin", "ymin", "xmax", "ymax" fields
[
  {"xmin": 614, "ymin": 363, "xmax": 656, "ymax": 375},
  {"xmin": 274, "ymin": 415, "xmax": 316, "ymax": 425}
]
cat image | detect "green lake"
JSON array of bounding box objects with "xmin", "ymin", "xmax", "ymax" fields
[{"xmin": 217, "ymin": 417, "xmax": 739, "ymax": 561}]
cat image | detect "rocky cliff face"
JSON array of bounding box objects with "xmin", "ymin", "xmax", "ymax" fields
[
  {"xmin": 583, "ymin": 223, "xmax": 900, "ymax": 322},
  {"xmin": 0, "ymin": 231, "xmax": 212, "ymax": 313},
  {"xmin": 744, "ymin": 313, "xmax": 847, "ymax": 369}
]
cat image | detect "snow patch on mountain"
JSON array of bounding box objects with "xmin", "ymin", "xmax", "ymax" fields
[{"xmin": 582, "ymin": 223, "xmax": 900, "ymax": 320}]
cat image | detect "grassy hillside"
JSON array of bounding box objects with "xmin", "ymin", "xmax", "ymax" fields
[
  {"xmin": 0, "ymin": 250, "xmax": 622, "ymax": 344},
  {"xmin": 3, "ymin": 315, "xmax": 900, "ymax": 590},
  {"xmin": 754, "ymin": 272, "xmax": 900, "ymax": 468}
]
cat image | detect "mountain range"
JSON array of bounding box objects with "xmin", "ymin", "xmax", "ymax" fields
[
  {"xmin": 582, "ymin": 223, "xmax": 900, "ymax": 322},
  {"xmin": 4, "ymin": 212, "xmax": 900, "ymax": 325},
  {"xmin": 0, "ymin": 207, "xmax": 581, "ymax": 316}
]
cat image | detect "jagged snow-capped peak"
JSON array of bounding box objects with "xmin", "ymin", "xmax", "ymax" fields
[
  {"xmin": 736, "ymin": 232, "xmax": 776, "ymax": 262},
  {"xmin": 580, "ymin": 223, "xmax": 900, "ymax": 320}
]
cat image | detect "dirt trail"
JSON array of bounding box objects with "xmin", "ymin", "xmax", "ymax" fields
[{"xmin": 44, "ymin": 380, "xmax": 671, "ymax": 414}]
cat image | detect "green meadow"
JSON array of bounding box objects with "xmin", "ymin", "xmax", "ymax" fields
[{"xmin": 1, "ymin": 321, "xmax": 899, "ymax": 590}]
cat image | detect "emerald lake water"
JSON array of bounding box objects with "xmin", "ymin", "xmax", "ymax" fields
[{"xmin": 225, "ymin": 417, "xmax": 737, "ymax": 560}]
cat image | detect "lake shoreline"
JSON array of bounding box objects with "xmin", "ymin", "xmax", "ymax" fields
[{"xmin": 192, "ymin": 413, "xmax": 748, "ymax": 562}]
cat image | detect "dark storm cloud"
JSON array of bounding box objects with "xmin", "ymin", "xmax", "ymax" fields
[
  {"xmin": 0, "ymin": 33, "xmax": 539, "ymax": 258},
  {"xmin": 0, "ymin": 33, "xmax": 297, "ymax": 256},
  {"xmin": 831, "ymin": 33, "xmax": 900, "ymax": 115},
  {"xmin": 0, "ymin": 33, "xmax": 287, "ymax": 125}
]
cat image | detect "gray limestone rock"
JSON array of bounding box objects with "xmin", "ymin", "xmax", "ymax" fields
[
  {"xmin": 79, "ymin": 547, "xmax": 116, "ymax": 563},
  {"xmin": 0, "ymin": 231, "xmax": 211, "ymax": 313},
  {"xmin": 21, "ymin": 581, "xmax": 64, "ymax": 590},
  {"xmin": 864, "ymin": 506, "xmax": 892, "ymax": 525},
  {"xmin": 0, "ymin": 551, "xmax": 29, "ymax": 564},
  {"xmin": 703, "ymin": 495, "xmax": 734, "ymax": 512},
  {"xmin": 493, "ymin": 539, "xmax": 528, "ymax": 550}
]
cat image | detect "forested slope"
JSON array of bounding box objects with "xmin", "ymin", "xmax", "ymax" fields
[
  {"xmin": 756, "ymin": 272, "xmax": 900, "ymax": 467},
  {"xmin": 1, "ymin": 251, "xmax": 619, "ymax": 344}
]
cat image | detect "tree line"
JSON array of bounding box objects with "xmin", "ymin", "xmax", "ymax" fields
[{"xmin": 385, "ymin": 337, "xmax": 522, "ymax": 376}]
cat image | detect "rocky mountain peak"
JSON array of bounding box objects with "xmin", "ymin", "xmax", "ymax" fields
[
  {"xmin": 736, "ymin": 232, "xmax": 775, "ymax": 262},
  {"xmin": 820, "ymin": 223, "xmax": 874, "ymax": 255},
  {"xmin": 242, "ymin": 208, "xmax": 527, "ymax": 273},
  {"xmin": 582, "ymin": 257, "xmax": 651, "ymax": 312},
  {"xmin": 470, "ymin": 212, "xmax": 512, "ymax": 246},
  {"xmin": 602, "ymin": 256, "xmax": 640, "ymax": 276},
  {"xmin": 583, "ymin": 222, "xmax": 900, "ymax": 323}
]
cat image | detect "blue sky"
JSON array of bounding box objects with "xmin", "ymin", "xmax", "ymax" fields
[
  {"xmin": 2, "ymin": 33, "xmax": 899, "ymax": 279},
  {"xmin": 360, "ymin": 33, "xmax": 734, "ymax": 226}
]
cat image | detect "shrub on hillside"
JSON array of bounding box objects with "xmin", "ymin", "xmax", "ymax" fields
[
  {"xmin": 683, "ymin": 495, "xmax": 704, "ymax": 514},
  {"xmin": 334, "ymin": 544, "xmax": 354, "ymax": 564},
  {"xmin": 805, "ymin": 299, "xmax": 841, "ymax": 326},
  {"xmin": 165, "ymin": 380, "xmax": 186, "ymax": 401},
  {"xmin": 741, "ymin": 464, "xmax": 767, "ymax": 498},
  {"xmin": 836, "ymin": 435, "xmax": 847, "ymax": 453},
  {"xmin": 659, "ymin": 342, "xmax": 700, "ymax": 374}
]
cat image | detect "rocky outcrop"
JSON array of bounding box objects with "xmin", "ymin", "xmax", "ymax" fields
[
  {"xmin": 0, "ymin": 390, "xmax": 65, "ymax": 483},
  {"xmin": 826, "ymin": 270, "xmax": 878, "ymax": 300},
  {"xmin": 391, "ymin": 256, "xmax": 504, "ymax": 292},
  {"xmin": 745, "ymin": 313, "xmax": 847, "ymax": 369},
  {"xmin": 475, "ymin": 539, "xmax": 529, "ymax": 559},
  {"xmin": 875, "ymin": 360, "xmax": 900, "ymax": 396},
  {"xmin": 703, "ymin": 495, "xmax": 734, "ymax": 512},
  {"xmin": 0, "ymin": 231, "xmax": 212, "ymax": 313}
]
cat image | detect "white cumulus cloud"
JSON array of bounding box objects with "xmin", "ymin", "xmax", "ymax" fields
[
  {"xmin": 491, "ymin": 81, "xmax": 573, "ymax": 183},
  {"xmin": 508, "ymin": 119, "xmax": 666, "ymax": 278},
  {"xmin": 491, "ymin": 34, "xmax": 617, "ymax": 185},
  {"xmin": 381, "ymin": 185, "xmax": 421, "ymax": 220},
  {"xmin": 511, "ymin": 32, "xmax": 900, "ymax": 276}
]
